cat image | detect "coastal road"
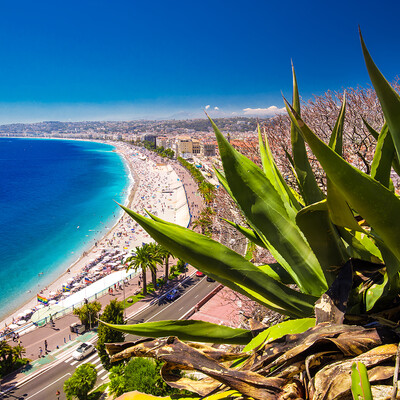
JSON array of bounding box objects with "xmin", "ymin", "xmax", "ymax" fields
[{"xmin": 2, "ymin": 276, "xmax": 218, "ymax": 400}]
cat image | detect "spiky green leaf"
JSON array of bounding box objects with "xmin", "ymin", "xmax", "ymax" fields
[
  {"xmin": 290, "ymin": 63, "xmax": 324, "ymax": 205},
  {"xmin": 351, "ymin": 361, "xmax": 373, "ymax": 400},
  {"xmin": 285, "ymin": 100, "xmax": 400, "ymax": 268},
  {"xmin": 122, "ymin": 205, "xmax": 317, "ymax": 318},
  {"xmin": 360, "ymin": 30, "xmax": 400, "ymax": 166},
  {"xmin": 243, "ymin": 318, "xmax": 316, "ymax": 352},
  {"xmin": 370, "ymin": 124, "xmax": 395, "ymax": 188},
  {"xmin": 209, "ymin": 117, "xmax": 327, "ymax": 296},
  {"xmin": 296, "ymin": 200, "xmax": 346, "ymax": 284},
  {"xmin": 101, "ymin": 319, "xmax": 254, "ymax": 345},
  {"xmin": 222, "ymin": 218, "xmax": 266, "ymax": 249},
  {"xmin": 258, "ymin": 125, "xmax": 301, "ymax": 214}
]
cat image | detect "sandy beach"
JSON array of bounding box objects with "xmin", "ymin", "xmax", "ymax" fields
[{"xmin": 0, "ymin": 141, "xmax": 190, "ymax": 334}]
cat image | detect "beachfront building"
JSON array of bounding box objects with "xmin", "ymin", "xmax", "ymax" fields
[
  {"xmin": 156, "ymin": 136, "xmax": 169, "ymax": 149},
  {"xmin": 176, "ymin": 136, "xmax": 193, "ymax": 158},
  {"xmin": 202, "ymin": 141, "xmax": 216, "ymax": 157},
  {"xmin": 192, "ymin": 139, "xmax": 201, "ymax": 155}
]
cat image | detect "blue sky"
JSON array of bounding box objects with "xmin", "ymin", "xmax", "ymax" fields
[{"xmin": 0, "ymin": 0, "xmax": 399, "ymax": 123}]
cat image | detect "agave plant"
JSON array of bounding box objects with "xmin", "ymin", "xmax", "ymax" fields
[{"xmin": 103, "ymin": 31, "xmax": 400, "ymax": 399}]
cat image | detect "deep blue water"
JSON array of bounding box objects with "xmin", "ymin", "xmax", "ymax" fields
[{"xmin": 0, "ymin": 138, "xmax": 130, "ymax": 319}]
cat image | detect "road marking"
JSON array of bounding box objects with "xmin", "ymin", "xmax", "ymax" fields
[
  {"xmin": 98, "ymin": 368, "xmax": 107, "ymax": 376},
  {"xmin": 194, "ymin": 295, "xmax": 198, "ymax": 298},
  {"xmin": 70, "ymin": 359, "xmax": 79, "ymax": 366},
  {"xmin": 85, "ymin": 353, "xmax": 98, "ymax": 363},
  {"xmin": 145, "ymin": 278, "xmax": 205, "ymax": 322},
  {"xmin": 25, "ymin": 373, "xmax": 71, "ymax": 399},
  {"xmin": 101, "ymin": 372, "xmax": 110, "ymax": 380}
]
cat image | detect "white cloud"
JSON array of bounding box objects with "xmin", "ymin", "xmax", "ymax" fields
[
  {"xmin": 214, "ymin": 106, "xmax": 219, "ymax": 110},
  {"xmin": 242, "ymin": 106, "xmax": 286, "ymax": 116},
  {"xmin": 205, "ymin": 105, "xmax": 210, "ymax": 110}
]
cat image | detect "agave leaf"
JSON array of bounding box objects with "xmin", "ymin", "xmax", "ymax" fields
[
  {"xmin": 222, "ymin": 218, "xmax": 266, "ymax": 249},
  {"xmin": 257, "ymin": 263, "xmax": 295, "ymax": 285},
  {"xmin": 209, "ymin": 117, "xmax": 327, "ymax": 296},
  {"xmin": 362, "ymin": 117, "xmax": 380, "ymax": 141},
  {"xmin": 364, "ymin": 273, "xmax": 388, "ymax": 312},
  {"xmin": 315, "ymin": 260, "xmax": 353, "ymax": 324},
  {"xmin": 110, "ymin": 336, "xmax": 286, "ymax": 400},
  {"xmin": 328, "ymin": 92, "xmax": 346, "ymax": 156},
  {"xmin": 296, "ymin": 200, "xmax": 346, "ymax": 284},
  {"xmin": 122, "ymin": 205, "xmax": 317, "ymax": 317},
  {"xmin": 363, "ymin": 120, "xmax": 400, "ymax": 177},
  {"xmin": 258, "ymin": 125, "xmax": 301, "ymax": 214},
  {"xmin": 100, "ymin": 319, "xmax": 254, "ymax": 345},
  {"xmin": 315, "ymin": 345, "xmax": 394, "ymax": 400},
  {"xmin": 290, "ymin": 63, "xmax": 324, "ymax": 205},
  {"xmin": 351, "ymin": 362, "xmax": 372, "ymax": 400},
  {"xmin": 161, "ymin": 361, "xmax": 238, "ymax": 400},
  {"xmin": 338, "ymin": 229, "xmax": 382, "ymax": 263},
  {"xmin": 370, "ymin": 124, "xmax": 395, "ymax": 188},
  {"xmin": 327, "ymin": 181, "xmax": 365, "ymax": 232},
  {"xmin": 243, "ymin": 318, "xmax": 316, "ymax": 353},
  {"xmin": 325, "ymin": 94, "xmax": 365, "ymax": 232},
  {"xmin": 360, "ymin": 31, "xmax": 400, "ymax": 165},
  {"xmin": 213, "ymin": 167, "xmax": 234, "ymax": 199},
  {"xmin": 284, "ymin": 99, "xmax": 400, "ymax": 269},
  {"xmin": 114, "ymin": 392, "xmax": 171, "ymax": 399}
]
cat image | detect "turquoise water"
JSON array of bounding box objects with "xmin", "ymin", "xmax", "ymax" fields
[{"xmin": 0, "ymin": 138, "xmax": 130, "ymax": 319}]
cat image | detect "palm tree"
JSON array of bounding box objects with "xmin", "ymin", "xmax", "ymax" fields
[
  {"xmin": 12, "ymin": 344, "xmax": 25, "ymax": 360},
  {"xmin": 147, "ymin": 242, "xmax": 163, "ymax": 288},
  {"xmin": 156, "ymin": 244, "xmax": 172, "ymax": 281},
  {"xmin": 126, "ymin": 243, "xmax": 162, "ymax": 295}
]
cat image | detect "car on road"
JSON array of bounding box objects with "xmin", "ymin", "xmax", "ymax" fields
[
  {"xmin": 195, "ymin": 270, "xmax": 205, "ymax": 277},
  {"xmin": 72, "ymin": 342, "xmax": 96, "ymax": 360},
  {"xmin": 206, "ymin": 276, "xmax": 215, "ymax": 282},
  {"xmin": 166, "ymin": 288, "xmax": 180, "ymax": 301}
]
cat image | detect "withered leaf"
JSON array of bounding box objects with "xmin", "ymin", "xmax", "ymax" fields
[{"xmin": 109, "ymin": 336, "xmax": 286, "ymax": 399}]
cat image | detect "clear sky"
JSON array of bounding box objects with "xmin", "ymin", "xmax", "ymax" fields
[{"xmin": 0, "ymin": 0, "xmax": 399, "ymax": 124}]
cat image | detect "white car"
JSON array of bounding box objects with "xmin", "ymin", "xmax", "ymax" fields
[{"xmin": 72, "ymin": 342, "xmax": 96, "ymax": 360}]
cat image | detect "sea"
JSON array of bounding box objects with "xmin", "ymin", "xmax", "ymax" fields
[{"xmin": 0, "ymin": 138, "xmax": 130, "ymax": 320}]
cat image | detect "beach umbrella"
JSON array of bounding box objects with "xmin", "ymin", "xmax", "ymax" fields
[
  {"xmin": 17, "ymin": 320, "xmax": 26, "ymax": 325},
  {"xmin": 49, "ymin": 291, "xmax": 57, "ymax": 297},
  {"xmin": 49, "ymin": 300, "xmax": 57, "ymax": 305},
  {"xmin": 23, "ymin": 309, "xmax": 33, "ymax": 316},
  {"xmin": 36, "ymin": 304, "xmax": 44, "ymax": 309},
  {"xmin": 67, "ymin": 278, "xmax": 74, "ymax": 283},
  {"xmin": 8, "ymin": 324, "xmax": 19, "ymax": 330}
]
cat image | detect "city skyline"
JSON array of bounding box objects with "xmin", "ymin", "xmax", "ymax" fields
[{"xmin": 0, "ymin": 0, "xmax": 399, "ymax": 124}]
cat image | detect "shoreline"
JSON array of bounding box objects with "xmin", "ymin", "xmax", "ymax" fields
[
  {"xmin": 0, "ymin": 141, "xmax": 190, "ymax": 331},
  {"xmin": 0, "ymin": 141, "xmax": 137, "ymax": 327}
]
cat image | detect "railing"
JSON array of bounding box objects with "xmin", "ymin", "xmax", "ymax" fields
[{"xmin": 0, "ymin": 272, "xmax": 136, "ymax": 339}]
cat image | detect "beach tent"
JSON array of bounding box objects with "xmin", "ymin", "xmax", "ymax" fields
[{"xmin": 31, "ymin": 305, "xmax": 63, "ymax": 324}]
